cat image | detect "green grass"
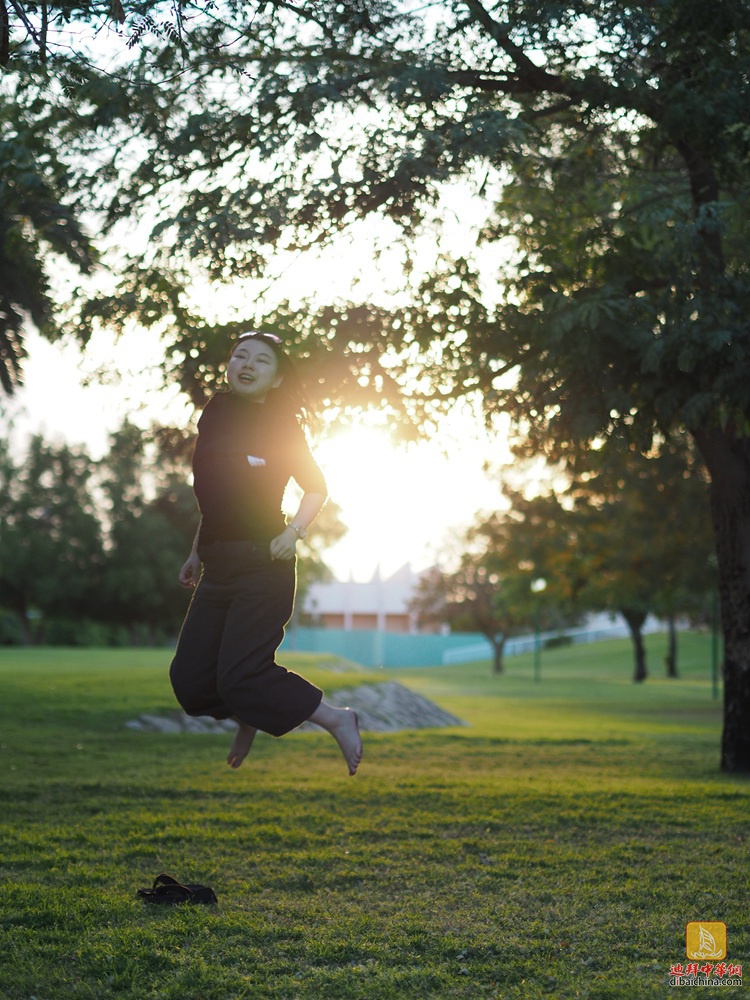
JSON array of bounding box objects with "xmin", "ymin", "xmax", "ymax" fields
[{"xmin": 0, "ymin": 634, "xmax": 747, "ymax": 999}]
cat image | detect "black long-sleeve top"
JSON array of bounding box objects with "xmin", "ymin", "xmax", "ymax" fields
[{"xmin": 192, "ymin": 392, "xmax": 327, "ymax": 545}]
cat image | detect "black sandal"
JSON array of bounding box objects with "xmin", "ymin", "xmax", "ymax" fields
[{"xmin": 137, "ymin": 873, "xmax": 218, "ymax": 906}]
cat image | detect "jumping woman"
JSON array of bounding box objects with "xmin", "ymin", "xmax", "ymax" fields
[{"xmin": 170, "ymin": 331, "xmax": 362, "ymax": 775}]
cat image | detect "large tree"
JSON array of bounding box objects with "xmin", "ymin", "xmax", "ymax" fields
[{"xmin": 5, "ymin": 1, "xmax": 750, "ymax": 768}]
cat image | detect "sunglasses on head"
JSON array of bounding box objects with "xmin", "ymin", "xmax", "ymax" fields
[{"xmin": 236, "ymin": 331, "xmax": 283, "ymax": 345}]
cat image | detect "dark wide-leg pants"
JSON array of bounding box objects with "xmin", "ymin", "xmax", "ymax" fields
[{"xmin": 169, "ymin": 540, "xmax": 323, "ymax": 737}]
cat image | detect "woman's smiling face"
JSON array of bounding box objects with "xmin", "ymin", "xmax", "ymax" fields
[{"xmin": 226, "ymin": 338, "xmax": 283, "ymax": 401}]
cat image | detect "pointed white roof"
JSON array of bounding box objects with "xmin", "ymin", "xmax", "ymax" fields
[{"xmin": 303, "ymin": 563, "xmax": 424, "ymax": 615}]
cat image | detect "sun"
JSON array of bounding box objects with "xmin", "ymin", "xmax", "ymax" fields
[{"xmin": 310, "ymin": 417, "xmax": 507, "ymax": 581}]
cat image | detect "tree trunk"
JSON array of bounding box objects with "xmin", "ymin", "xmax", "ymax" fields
[
  {"xmin": 621, "ymin": 608, "xmax": 648, "ymax": 682},
  {"xmin": 665, "ymin": 614, "xmax": 678, "ymax": 678},
  {"xmin": 490, "ymin": 635, "xmax": 505, "ymax": 674},
  {"xmin": 18, "ymin": 610, "xmax": 33, "ymax": 646},
  {"xmin": 693, "ymin": 426, "xmax": 750, "ymax": 773}
]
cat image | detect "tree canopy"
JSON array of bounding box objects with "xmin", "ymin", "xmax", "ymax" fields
[
  {"xmin": 6, "ymin": 2, "xmax": 749, "ymax": 431},
  {"xmin": 4, "ymin": 0, "xmax": 750, "ymax": 768}
]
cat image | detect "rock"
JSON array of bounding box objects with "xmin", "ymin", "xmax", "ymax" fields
[
  {"xmin": 300, "ymin": 681, "xmax": 467, "ymax": 732},
  {"xmin": 126, "ymin": 682, "xmax": 466, "ymax": 734},
  {"xmin": 138, "ymin": 713, "xmax": 184, "ymax": 734}
]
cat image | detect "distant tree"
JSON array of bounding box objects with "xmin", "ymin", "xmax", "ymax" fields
[
  {"xmin": 0, "ymin": 420, "xmax": 323, "ymax": 644},
  {"xmin": 411, "ymin": 560, "xmax": 524, "ymax": 675},
  {"xmin": 567, "ymin": 438, "xmax": 715, "ymax": 681},
  {"xmin": 419, "ymin": 440, "xmax": 715, "ymax": 681},
  {"xmin": 478, "ymin": 490, "xmax": 585, "ymax": 624},
  {"xmin": 97, "ymin": 421, "xmax": 197, "ymax": 641},
  {"xmin": 568, "ymin": 491, "xmax": 657, "ymax": 683},
  {"xmin": 409, "ymin": 506, "xmax": 575, "ymax": 674},
  {"xmin": 0, "ymin": 435, "xmax": 103, "ymax": 641}
]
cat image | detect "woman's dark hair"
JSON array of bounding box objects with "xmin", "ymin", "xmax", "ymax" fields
[{"xmin": 230, "ymin": 331, "xmax": 317, "ymax": 432}]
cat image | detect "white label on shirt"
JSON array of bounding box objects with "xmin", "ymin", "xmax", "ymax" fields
[{"xmin": 247, "ymin": 455, "xmax": 267, "ymax": 467}]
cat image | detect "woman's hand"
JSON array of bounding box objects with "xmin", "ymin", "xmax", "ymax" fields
[
  {"xmin": 270, "ymin": 527, "xmax": 298, "ymax": 561},
  {"xmin": 178, "ymin": 552, "xmax": 202, "ymax": 588}
]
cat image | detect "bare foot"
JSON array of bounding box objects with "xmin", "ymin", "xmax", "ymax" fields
[
  {"xmin": 227, "ymin": 719, "xmax": 257, "ymax": 769},
  {"xmin": 309, "ymin": 703, "xmax": 363, "ymax": 775}
]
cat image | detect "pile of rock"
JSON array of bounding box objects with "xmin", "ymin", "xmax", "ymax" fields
[
  {"xmin": 126, "ymin": 713, "xmax": 237, "ymax": 735},
  {"xmin": 126, "ymin": 681, "xmax": 466, "ymax": 734},
  {"xmin": 304, "ymin": 681, "xmax": 466, "ymax": 732}
]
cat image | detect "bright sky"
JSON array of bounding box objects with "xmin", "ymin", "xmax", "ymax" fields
[{"xmin": 5, "ymin": 327, "xmax": 512, "ymax": 582}]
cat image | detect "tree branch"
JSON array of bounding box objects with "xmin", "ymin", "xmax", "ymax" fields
[
  {"xmin": 40, "ymin": 0, "xmax": 47, "ymax": 62},
  {"xmin": 461, "ymin": 0, "xmax": 661, "ymax": 120},
  {"xmin": 7, "ymin": 0, "xmax": 42, "ymax": 50},
  {"xmin": 462, "ymin": 0, "xmax": 561, "ymax": 92},
  {"xmin": 0, "ymin": 0, "xmax": 9, "ymax": 65}
]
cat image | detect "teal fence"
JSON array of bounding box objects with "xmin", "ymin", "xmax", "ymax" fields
[
  {"xmin": 281, "ymin": 616, "xmax": 665, "ymax": 669},
  {"xmin": 281, "ymin": 626, "xmax": 492, "ymax": 668}
]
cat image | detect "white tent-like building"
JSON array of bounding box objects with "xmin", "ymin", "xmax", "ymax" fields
[{"xmin": 302, "ymin": 564, "xmax": 439, "ymax": 634}]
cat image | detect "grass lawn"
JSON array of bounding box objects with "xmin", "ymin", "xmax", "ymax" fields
[{"xmin": 0, "ymin": 633, "xmax": 747, "ymax": 999}]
